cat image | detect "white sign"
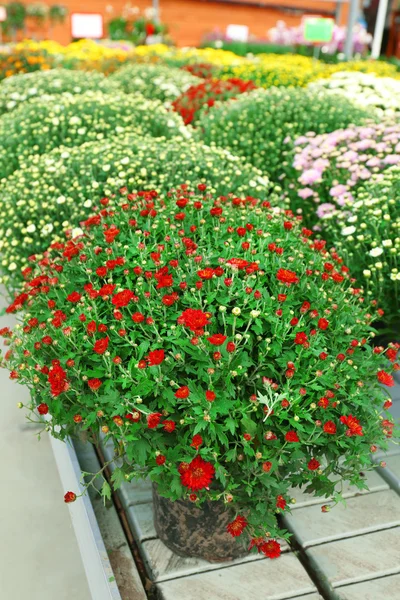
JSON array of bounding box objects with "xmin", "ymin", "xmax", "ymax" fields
[
  {"xmin": 0, "ymin": 7, "xmax": 7, "ymax": 22},
  {"xmin": 71, "ymin": 13, "xmax": 103, "ymax": 39},
  {"xmin": 226, "ymin": 24, "xmax": 249, "ymax": 43}
]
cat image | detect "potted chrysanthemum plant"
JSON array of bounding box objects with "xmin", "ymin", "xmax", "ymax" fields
[{"xmin": 1, "ymin": 184, "xmax": 397, "ymax": 562}]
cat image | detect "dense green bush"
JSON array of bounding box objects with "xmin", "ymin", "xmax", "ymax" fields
[
  {"xmin": 0, "ymin": 68, "xmax": 120, "ymax": 114},
  {"xmin": 322, "ymin": 166, "xmax": 400, "ymax": 328},
  {"xmin": 0, "ymin": 91, "xmax": 188, "ymax": 179},
  {"xmin": 110, "ymin": 63, "xmax": 199, "ymax": 102},
  {"xmin": 197, "ymin": 87, "xmax": 372, "ymax": 181},
  {"xmin": 0, "ymin": 134, "xmax": 273, "ymax": 287}
]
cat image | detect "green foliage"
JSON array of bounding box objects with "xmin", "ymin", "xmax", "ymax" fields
[
  {"xmin": 197, "ymin": 87, "xmax": 372, "ymax": 180},
  {"xmin": 0, "ymin": 90, "xmax": 187, "ymax": 178},
  {"xmin": 0, "ymin": 68, "xmax": 120, "ymax": 115},
  {"xmin": 110, "ymin": 63, "xmax": 199, "ymax": 103},
  {"xmin": 322, "ymin": 166, "xmax": 400, "ymax": 329}
]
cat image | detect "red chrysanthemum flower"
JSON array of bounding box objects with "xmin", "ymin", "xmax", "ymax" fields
[
  {"xmin": 205, "ymin": 390, "xmax": 216, "ymax": 402},
  {"xmin": 260, "ymin": 540, "xmax": 281, "ymax": 559},
  {"xmin": 323, "ymin": 421, "xmax": 337, "ymax": 435},
  {"xmin": 226, "ymin": 258, "xmax": 249, "ymax": 270},
  {"xmin": 285, "ymin": 431, "xmax": 299, "ymax": 443},
  {"xmin": 190, "ymin": 434, "xmax": 203, "ymax": 449},
  {"xmin": 276, "ymin": 495, "xmax": 286, "ymax": 510},
  {"xmin": 340, "ymin": 414, "xmax": 363, "ymax": 437},
  {"xmin": 88, "ymin": 378, "xmax": 102, "ymax": 391},
  {"xmin": 132, "ymin": 312, "xmax": 145, "ymax": 323},
  {"xmin": 163, "ymin": 420, "xmax": 176, "ymax": 433},
  {"xmin": 147, "ymin": 412, "xmax": 162, "ymax": 429},
  {"xmin": 180, "ymin": 456, "xmax": 215, "ymax": 491},
  {"xmin": 207, "ymin": 333, "xmax": 227, "ymax": 346},
  {"xmin": 156, "ymin": 455, "xmax": 166, "ymax": 466},
  {"xmin": 318, "ymin": 318, "xmax": 329, "ymax": 330},
  {"xmin": 48, "ymin": 364, "xmax": 68, "ymax": 397},
  {"xmin": 156, "ymin": 273, "xmax": 174, "ymax": 289},
  {"xmin": 37, "ymin": 403, "xmax": 49, "ymax": 415},
  {"xmin": 64, "ymin": 491, "xmax": 77, "ymax": 503},
  {"xmin": 386, "ymin": 348, "xmax": 398, "ymax": 363},
  {"xmin": 112, "ymin": 289, "xmax": 134, "ymax": 308},
  {"xmin": 308, "ymin": 458, "xmax": 320, "ymax": 471},
  {"xmin": 227, "ymin": 515, "xmax": 248, "ymax": 537},
  {"xmin": 178, "ymin": 308, "xmax": 211, "ymax": 333},
  {"xmin": 175, "ymin": 385, "xmax": 190, "ymax": 399},
  {"xmin": 94, "ymin": 337, "xmax": 109, "ymax": 355},
  {"xmin": 67, "ymin": 291, "xmax": 81, "ymax": 303},
  {"xmin": 294, "ymin": 332, "xmax": 308, "ymax": 345},
  {"xmin": 147, "ymin": 349, "xmax": 165, "ymax": 366},
  {"xmin": 197, "ymin": 268, "xmax": 215, "ymax": 280},
  {"xmin": 276, "ymin": 268, "xmax": 299, "ymax": 286},
  {"xmin": 377, "ymin": 370, "xmax": 394, "ymax": 387}
]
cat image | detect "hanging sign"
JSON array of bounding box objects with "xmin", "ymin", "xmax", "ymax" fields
[
  {"xmin": 226, "ymin": 24, "xmax": 249, "ymax": 42},
  {"xmin": 71, "ymin": 13, "xmax": 104, "ymax": 39},
  {"xmin": 303, "ymin": 16, "xmax": 334, "ymax": 43}
]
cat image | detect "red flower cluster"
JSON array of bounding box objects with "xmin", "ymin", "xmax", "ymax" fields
[
  {"xmin": 227, "ymin": 515, "xmax": 248, "ymax": 537},
  {"xmin": 340, "ymin": 414, "xmax": 363, "ymax": 437},
  {"xmin": 172, "ymin": 77, "xmax": 257, "ymax": 124},
  {"xmin": 181, "ymin": 63, "xmax": 217, "ymax": 79}
]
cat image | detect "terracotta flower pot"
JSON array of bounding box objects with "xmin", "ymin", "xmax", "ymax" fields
[{"xmin": 152, "ymin": 485, "xmax": 248, "ymax": 562}]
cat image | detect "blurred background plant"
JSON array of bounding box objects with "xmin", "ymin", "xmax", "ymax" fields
[{"xmin": 107, "ymin": 3, "xmax": 170, "ymax": 45}]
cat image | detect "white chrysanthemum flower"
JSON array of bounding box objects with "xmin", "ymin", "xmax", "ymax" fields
[
  {"xmin": 341, "ymin": 226, "xmax": 356, "ymax": 236},
  {"xmin": 41, "ymin": 224, "xmax": 54, "ymax": 235},
  {"xmin": 72, "ymin": 227, "xmax": 84, "ymax": 238},
  {"xmin": 369, "ymin": 247, "xmax": 384, "ymax": 257}
]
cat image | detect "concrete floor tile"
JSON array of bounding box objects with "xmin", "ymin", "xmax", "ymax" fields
[
  {"xmin": 375, "ymin": 454, "xmax": 400, "ymax": 494},
  {"xmin": 375, "ymin": 440, "xmax": 400, "ymax": 458},
  {"xmin": 382, "ymin": 454, "xmax": 400, "ymax": 479},
  {"xmin": 284, "ymin": 490, "xmax": 400, "ymax": 547},
  {"xmin": 157, "ymin": 552, "xmax": 316, "ymax": 600},
  {"xmin": 335, "ymin": 574, "xmax": 400, "ymax": 599},
  {"xmin": 141, "ymin": 537, "xmax": 264, "ymax": 582},
  {"xmin": 292, "ymin": 596, "xmax": 323, "ymax": 600},
  {"xmin": 125, "ymin": 501, "xmax": 156, "ymax": 541},
  {"xmin": 119, "ymin": 478, "xmax": 152, "ymax": 507},
  {"xmin": 306, "ymin": 528, "xmax": 400, "ymax": 587},
  {"xmin": 289, "ymin": 469, "xmax": 388, "ymax": 509}
]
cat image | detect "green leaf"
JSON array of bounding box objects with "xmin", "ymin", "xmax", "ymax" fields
[
  {"xmin": 241, "ymin": 416, "xmax": 258, "ymax": 435},
  {"xmin": 110, "ymin": 467, "xmax": 125, "ymax": 490},
  {"xmin": 134, "ymin": 438, "xmax": 150, "ymax": 465},
  {"xmin": 225, "ymin": 417, "xmax": 236, "ymax": 435},
  {"xmin": 101, "ymin": 481, "xmax": 112, "ymax": 501}
]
